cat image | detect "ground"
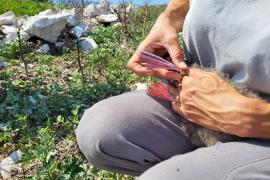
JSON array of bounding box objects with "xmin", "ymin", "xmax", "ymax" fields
[{"xmin": 0, "ymin": 2, "xmax": 164, "ymax": 179}]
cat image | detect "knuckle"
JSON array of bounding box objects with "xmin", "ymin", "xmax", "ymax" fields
[{"xmin": 172, "ymin": 52, "xmax": 183, "ymax": 60}]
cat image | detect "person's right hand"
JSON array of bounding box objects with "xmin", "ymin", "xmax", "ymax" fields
[{"xmin": 127, "ymin": 13, "xmax": 189, "ymax": 81}]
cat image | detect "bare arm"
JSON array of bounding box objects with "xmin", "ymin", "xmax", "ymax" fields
[
  {"xmin": 172, "ymin": 68, "xmax": 270, "ymax": 139},
  {"xmin": 128, "ymin": 0, "xmax": 189, "ymax": 81}
]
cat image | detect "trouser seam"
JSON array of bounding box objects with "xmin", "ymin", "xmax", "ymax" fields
[{"xmin": 223, "ymin": 157, "xmax": 270, "ymax": 180}]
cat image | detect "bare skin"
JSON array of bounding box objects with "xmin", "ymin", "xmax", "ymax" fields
[
  {"xmin": 172, "ymin": 69, "xmax": 270, "ymax": 139},
  {"xmin": 128, "ymin": 0, "xmax": 270, "ymax": 139},
  {"xmin": 127, "ymin": 0, "xmax": 189, "ymax": 80}
]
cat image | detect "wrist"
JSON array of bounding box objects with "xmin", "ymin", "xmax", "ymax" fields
[
  {"xmin": 161, "ymin": 1, "xmax": 189, "ymax": 32},
  {"xmin": 238, "ymin": 97, "xmax": 270, "ymax": 138}
]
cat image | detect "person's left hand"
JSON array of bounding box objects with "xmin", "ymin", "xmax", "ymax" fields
[{"xmin": 171, "ymin": 68, "xmax": 251, "ymax": 136}]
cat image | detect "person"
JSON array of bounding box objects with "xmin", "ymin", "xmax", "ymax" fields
[{"xmin": 76, "ymin": 0, "xmax": 270, "ymax": 179}]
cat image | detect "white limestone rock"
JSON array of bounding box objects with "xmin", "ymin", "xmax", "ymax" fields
[
  {"xmin": 0, "ymin": 11, "xmax": 16, "ymax": 26},
  {"xmin": 38, "ymin": 9, "xmax": 54, "ymax": 16},
  {"xmin": 99, "ymin": 0, "xmax": 110, "ymax": 14},
  {"xmin": 71, "ymin": 24, "xmax": 85, "ymax": 38},
  {"xmin": 37, "ymin": 44, "xmax": 50, "ymax": 54},
  {"xmin": 80, "ymin": 37, "xmax": 98, "ymax": 51},
  {"xmin": 0, "ymin": 150, "xmax": 22, "ymax": 180},
  {"xmin": 22, "ymin": 8, "xmax": 81, "ymax": 43},
  {"xmin": 61, "ymin": 8, "xmax": 81, "ymax": 26},
  {"xmin": 2, "ymin": 25, "xmax": 17, "ymax": 43},
  {"xmin": 96, "ymin": 14, "xmax": 118, "ymax": 23},
  {"xmin": 84, "ymin": 4, "xmax": 100, "ymax": 17},
  {"xmin": 23, "ymin": 14, "xmax": 70, "ymax": 43}
]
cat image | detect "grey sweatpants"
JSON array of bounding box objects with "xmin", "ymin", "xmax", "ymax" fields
[{"xmin": 76, "ymin": 91, "xmax": 270, "ymax": 179}]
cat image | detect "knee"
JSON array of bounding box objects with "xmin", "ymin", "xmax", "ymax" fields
[{"xmin": 76, "ymin": 99, "xmax": 116, "ymax": 169}]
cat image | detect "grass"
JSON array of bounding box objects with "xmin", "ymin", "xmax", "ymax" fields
[
  {"xmin": 0, "ymin": 0, "xmax": 62, "ymax": 16},
  {"xmin": 0, "ymin": 4, "xmax": 165, "ymax": 179}
]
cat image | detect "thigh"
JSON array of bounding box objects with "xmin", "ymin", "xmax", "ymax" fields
[
  {"xmin": 139, "ymin": 140, "xmax": 270, "ymax": 180},
  {"xmin": 76, "ymin": 91, "xmax": 194, "ymax": 175}
]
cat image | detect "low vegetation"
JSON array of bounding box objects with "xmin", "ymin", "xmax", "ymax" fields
[{"xmin": 0, "ymin": 2, "xmax": 165, "ymax": 179}]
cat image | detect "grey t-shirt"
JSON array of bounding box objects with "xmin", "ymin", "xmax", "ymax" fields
[{"xmin": 183, "ymin": 0, "xmax": 270, "ymax": 96}]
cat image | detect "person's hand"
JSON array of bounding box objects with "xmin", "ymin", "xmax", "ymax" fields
[
  {"xmin": 171, "ymin": 68, "xmax": 255, "ymax": 137},
  {"xmin": 127, "ymin": 13, "xmax": 189, "ymax": 81}
]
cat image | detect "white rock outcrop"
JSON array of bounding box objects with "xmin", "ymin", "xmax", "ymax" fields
[
  {"xmin": 22, "ymin": 9, "xmax": 80, "ymax": 43},
  {"xmin": 0, "ymin": 11, "xmax": 16, "ymax": 26},
  {"xmin": 80, "ymin": 37, "xmax": 98, "ymax": 51},
  {"xmin": 96, "ymin": 14, "xmax": 118, "ymax": 23}
]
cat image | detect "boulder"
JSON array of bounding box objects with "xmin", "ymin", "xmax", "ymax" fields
[
  {"xmin": 80, "ymin": 37, "xmax": 98, "ymax": 51},
  {"xmin": 36, "ymin": 44, "xmax": 50, "ymax": 54},
  {"xmin": 71, "ymin": 24, "xmax": 85, "ymax": 38},
  {"xmin": 84, "ymin": 4, "xmax": 100, "ymax": 17},
  {"xmin": 109, "ymin": 4, "xmax": 119, "ymax": 13},
  {"xmin": 38, "ymin": 9, "xmax": 54, "ymax": 16},
  {"xmin": 0, "ymin": 11, "xmax": 16, "ymax": 26},
  {"xmin": 61, "ymin": 8, "xmax": 81, "ymax": 26},
  {"xmin": 99, "ymin": 0, "xmax": 110, "ymax": 14},
  {"xmin": 2, "ymin": 25, "xmax": 17, "ymax": 43},
  {"xmin": 96, "ymin": 14, "xmax": 118, "ymax": 23},
  {"xmin": 23, "ymin": 13, "xmax": 71, "ymax": 43}
]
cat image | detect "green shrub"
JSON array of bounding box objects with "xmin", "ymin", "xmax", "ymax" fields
[{"xmin": 0, "ymin": 0, "xmax": 53, "ymax": 16}]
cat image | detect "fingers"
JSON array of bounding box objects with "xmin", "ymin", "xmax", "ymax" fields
[
  {"xmin": 153, "ymin": 68, "xmax": 183, "ymax": 81},
  {"xmin": 127, "ymin": 42, "xmax": 166, "ymax": 77},
  {"xmin": 166, "ymin": 37, "xmax": 188, "ymax": 71},
  {"xmin": 171, "ymin": 101, "xmax": 188, "ymax": 118},
  {"xmin": 127, "ymin": 56, "xmax": 154, "ymax": 76}
]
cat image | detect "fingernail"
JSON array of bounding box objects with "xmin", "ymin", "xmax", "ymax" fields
[{"xmin": 179, "ymin": 62, "xmax": 187, "ymax": 68}]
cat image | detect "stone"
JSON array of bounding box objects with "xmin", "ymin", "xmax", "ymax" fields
[
  {"xmin": 0, "ymin": 60, "xmax": 4, "ymax": 69},
  {"xmin": 99, "ymin": 0, "xmax": 110, "ymax": 14},
  {"xmin": 71, "ymin": 24, "xmax": 85, "ymax": 38},
  {"xmin": 2, "ymin": 25, "xmax": 17, "ymax": 43},
  {"xmin": 61, "ymin": 8, "xmax": 80, "ymax": 26},
  {"xmin": 84, "ymin": 4, "xmax": 100, "ymax": 17},
  {"xmin": 0, "ymin": 11, "xmax": 16, "ymax": 26},
  {"xmin": 23, "ymin": 13, "xmax": 71, "ymax": 43},
  {"xmin": 96, "ymin": 14, "xmax": 118, "ymax": 23},
  {"xmin": 133, "ymin": 83, "xmax": 149, "ymax": 91},
  {"xmin": 38, "ymin": 9, "xmax": 54, "ymax": 16},
  {"xmin": 36, "ymin": 44, "xmax": 50, "ymax": 54},
  {"xmin": 0, "ymin": 150, "xmax": 22, "ymax": 180},
  {"xmin": 109, "ymin": 4, "xmax": 119, "ymax": 13},
  {"xmin": 80, "ymin": 37, "xmax": 98, "ymax": 51}
]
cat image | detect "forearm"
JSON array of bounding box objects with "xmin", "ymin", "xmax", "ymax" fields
[
  {"xmin": 236, "ymin": 97, "xmax": 270, "ymax": 138},
  {"xmin": 161, "ymin": 0, "xmax": 189, "ymax": 32}
]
